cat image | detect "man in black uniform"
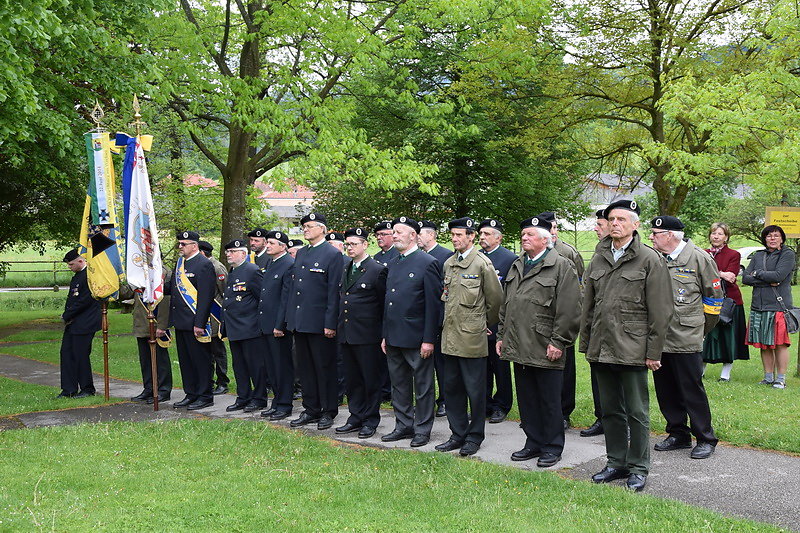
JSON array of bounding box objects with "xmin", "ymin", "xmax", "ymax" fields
[
  {"xmin": 325, "ymin": 230, "xmax": 349, "ymax": 403},
  {"xmin": 222, "ymin": 239, "xmax": 267, "ymax": 413},
  {"xmin": 373, "ymin": 220, "xmax": 399, "ymax": 267},
  {"xmin": 199, "ymin": 240, "xmax": 230, "ymax": 395},
  {"xmin": 160, "ymin": 231, "xmax": 216, "ymax": 410},
  {"xmin": 478, "ymin": 218, "xmax": 518, "ymax": 423},
  {"xmin": 248, "ymin": 228, "xmax": 270, "ymax": 268},
  {"xmin": 259, "ymin": 230, "xmax": 295, "ymax": 420},
  {"xmin": 57, "ymin": 250, "xmax": 101, "ymax": 398},
  {"xmin": 284, "ymin": 212, "xmax": 344, "ymax": 430}
]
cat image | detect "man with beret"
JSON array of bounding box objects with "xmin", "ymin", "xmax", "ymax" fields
[
  {"xmin": 57, "ymin": 250, "xmax": 101, "ymax": 398},
  {"xmin": 160, "ymin": 231, "xmax": 217, "ymax": 410},
  {"xmin": 594, "ymin": 209, "xmax": 610, "ymax": 240},
  {"xmin": 258, "ymin": 230, "xmax": 296, "ymax": 420},
  {"xmin": 335, "ymin": 228, "xmax": 387, "ymax": 438},
  {"xmin": 435, "ymin": 217, "xmax": 503, "ymax": 456},
  {"xmin": 478, "ymin": 218, "xmax": 517, "ymax": 424},
  {"xmin": 284, "ymin": 212, "xmax": 344, "ymax": 430},
  {"xmin": 248, "ymin": 228, "xmax": 271, "ymax": 268},
  {"xmin": 497, "ymin": 217, "xmax": 581, "ymax": 467},
  {"xmin": 580, "ymin": 199, "xmax": 673, "ymax": 491},
  {"xmin": 648, "ymin": 215, "xmax": 722, "ymax": 459},
  {"xmin": 373, "ymin": 220, "xmax": 399, "ymax": 267},
  {"xmin": 325, "ymin": 230, "xmax": 349, "ymax": 403},
  {"xmin": 199, "ymin": 240, "xmax": 230, "ymax": 395},
  {"xmin": 381, "ymin": 216, "xmax": 443, "ymax": 447},
  {"xmin": 286, "ymin": 239, "xmax": 302, "ymax": 259},
  {"xmin": 221, "ymin": 239, "xmax": 267, "ymax": 412},
  {"xmin": 325, "ymin": 231, "xmax": 347, "ymax": 256},
  {"xmin": 418, "ymin": 219, "xmax": 453, "ymax": 417}
]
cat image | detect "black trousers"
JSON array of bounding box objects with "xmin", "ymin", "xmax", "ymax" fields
[
  {"xmin": 442, "ymin": 354, "xmax": 487, "ymax": 445},
  {"xmin": 590, "ymin": 365, "xmax": 602, "ymax": 419},
  {"xmin": 230, "ymin": 336, "xmax": 269, "ymax": 407},
  {"xmin": 385, "ymin": 345, "xmax": 435, "ymax": 436},
  {"xmin": 433, "ymin": 339, "xmax": 446, "ymax": 407},
  {"xmin": 337, "ymin": 343, "xmax": 346, "ymax": 401},
  {"xmin": 210, "ymin": 336, "xmax": 229, "ymax": 386},
  {"xmin": 485, "ymin": 335, "xmax": 513, "ymax": 415},
  {"xmin": 341, "ymin": 342, "xmax": 383, "ymax": 428},
  {"xmin": 293, "ymin": 332, "xmax": 338, "ymax": 418},
  {"xmin": 265, "ymin": 333, "xmax": 294, "ymax": 413},
  {"xmin": 561, "ymin": 345, "xmax": 576, "ymax": 419},
  {"xmin": 136, "ymin": 337, "xmax": 172, "ymax": 396},
  {"xmin": 59, "ymin": 331, "xmax": 96, "ymax": 395},
  {"xmin": 175, "ymin": 329, "xmax": 213, "ymax": 403},
  {"xmin": 653, "ymin": 351, "xmax": 718, "ymax": 445},
  {"xmin": 514, "ymin": 363, "xmax": 564, "ymax": 455}
]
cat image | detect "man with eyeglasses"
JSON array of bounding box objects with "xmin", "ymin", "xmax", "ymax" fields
[
  {"xmin": 284, "ymin": 213, "xmax": 344, "ymax": 430},
  {"xmin": 199, "ymin": 240, "xmax": 230, "ymax": 395},
  {"xmin": 373, "ymin": 221, "xmax": 399, "ymax": 267}
]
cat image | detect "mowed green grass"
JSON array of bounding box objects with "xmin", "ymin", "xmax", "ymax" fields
[
  {"xmin": 0, "ymin": 420, "xmax": 775, "ymax": 532},
  {"xmin": 0, "ymin": 376, "xmax": 116, "ymax": 416}
]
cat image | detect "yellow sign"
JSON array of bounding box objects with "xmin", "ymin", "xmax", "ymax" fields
[{"xmin": 766, "ymin": 206, "xmax": 800, "ymax": 238}]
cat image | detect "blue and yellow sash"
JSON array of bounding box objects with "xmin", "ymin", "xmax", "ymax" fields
[{"xmin": 176, "ymin": 256, "xmax": 222, "ymax": 342}]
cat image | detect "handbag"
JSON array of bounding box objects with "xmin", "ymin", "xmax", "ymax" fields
[
  {"xmin": 717, "ymin": 279, "xmax": 736, "ymax": 325},
  {"xmin": 765, "ymin": 251, "xmax": 800, "ymax": 334}
]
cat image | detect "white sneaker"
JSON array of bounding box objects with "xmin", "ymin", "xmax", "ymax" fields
[{"xmin": 773, "ymin": 381, "xmax": 786, "ymax": 390}]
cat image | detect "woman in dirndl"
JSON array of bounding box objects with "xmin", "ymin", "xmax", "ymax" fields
[
  {"xmin": 741, "ymin": 225, "xmax": 796, "ymax": 390},
  {"xmin": 702, "ymin": 223, "xmax": 749, "ymax": 382}
]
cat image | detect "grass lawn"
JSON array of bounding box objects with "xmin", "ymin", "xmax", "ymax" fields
[
  {"xmin": 0, "ymin": 376, "xmax": 116, "ymax": 416},
  {"xmin": 0, "ymin": 420, "xmax": 775, "ymax": 532}
]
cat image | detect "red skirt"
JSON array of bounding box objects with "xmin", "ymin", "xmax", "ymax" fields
[{"xmin": 747, "ymin": 311, "xmax": 791, "ymax": 349}]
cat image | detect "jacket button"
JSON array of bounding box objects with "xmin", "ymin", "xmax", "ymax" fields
[
  {"xmin": 391, "ymin": 288, "xmax": 395, "ymax": 292},
  {"xmin": 344, "ymin": 301, "xmax": 348, "ymax": 304},
  {"xmin": 389, "ymin": 302, "xmax": 393, "ymax": 306},
  {"xmin": 344, "ymin": 310, "xmax": 348, "ymax": 313},
  {"xmin": 296, "ymin": 305, "xmax": 300, "ymax": 309},
  {"xmin": 345, "ymin": 319, "xmax": 348, "ymax": 322}
]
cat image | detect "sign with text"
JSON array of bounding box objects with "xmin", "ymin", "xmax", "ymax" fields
[{"xmin": 766, "ymin": 206, "xmax": 800, "ymax": 238}]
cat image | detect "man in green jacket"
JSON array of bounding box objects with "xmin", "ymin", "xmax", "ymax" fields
[
  {"xmin": 435, "ymin": 217, "xmax": 503, "ymax": 457},
  {"xmin": 497, "ymin": 216, "xmax": 581, "ymax": 468},
  {"xmin": 580, "ymin": 199, "xmax": 673, "ymax": 492}
]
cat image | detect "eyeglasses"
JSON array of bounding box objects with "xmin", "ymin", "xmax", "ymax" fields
[
  {"xmin": 650, "ymin": 231, "xmax": 669, "ymax": 236},
  {"xmin": 177, "ymin": 242, "xmax": 194, "ymax": 247},
  {"xmin": 343, "ymin": 242, "xmax": 366, "ymax": 248},
  {"xmin": 302, "ymin": 223, "xmax": 321, "ymax": 230}
]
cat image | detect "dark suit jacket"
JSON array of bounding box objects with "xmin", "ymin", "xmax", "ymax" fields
[
  {"xmin": 374, "ymin": 246, "xmax": 399, "ymax": 267},
  {"xmin": 62, "ymin": 268, "xmax": 101, "ymax": 334},
  {"xmin": 383, "ymin": 248, "xmax": 443, "ymax": 348},
  {"xmin": 165, "ymin": 252, "xmax": 216, "ymax": 331},
  {"xmin": 483, "ymin": 245, "xmax": 518, "ymax": 337},
  {"xmin": 427, "ymin": 244, "xmax": 453, "ymax": 274},
  {"xmin": 258, "ymin": 253, "xmax": 294, "ymax": 334},
  {"xmin": 221, "ymin": 261, "xmax": 263, "ymax": 341},
  {"xmin": 285, "ymin": 241, "xmax": 344, "ymax": 333},
  {"xmin": 338, "ymin": 257, "xmax": 386, "ymax": 345},
  {"xmin": 254, "ymin": 250, "xmax": 270, "ymax": 269}
]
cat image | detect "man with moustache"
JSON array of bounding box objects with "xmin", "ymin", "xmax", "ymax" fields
[{"xmin": 248, "ymin": 228, "xmax": 271, "ymax": 268}]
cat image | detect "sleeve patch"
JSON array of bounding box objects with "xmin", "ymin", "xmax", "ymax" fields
[{"xmin": 711, "ymin": 278, "xmax": 721, "ymax": 289}]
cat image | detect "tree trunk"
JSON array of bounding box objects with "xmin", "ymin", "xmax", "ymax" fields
[{"xmin": 220, "ymin": 126, "xmax": 254, "ymax": 257}]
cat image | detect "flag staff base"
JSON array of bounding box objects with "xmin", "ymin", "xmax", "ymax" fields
[
  {"xmin": 147, "ymin": 304, "xmax": 159, "ymax": 411},
  {"xmin": 101, "ymin": 300, "xmax": 110, "ymax": 401}
]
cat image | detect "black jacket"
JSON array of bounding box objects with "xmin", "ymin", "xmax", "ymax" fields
[
  {"xmin": 258, "ymin": 253, "xmax": 294, "ymax": 334},
  {"xmin": 374, "ymin": 246, "xmax": 399, "ymax": 267},
  {"xmin": 284, "ymin": 242, "xmax": 344, "ymax": 333},
  {"xmin": 165, "ymin": 253, "xmax": 217, "ymax": 331},
  {"xmin": 222, "ymin": 261, "xmax": 263, "ymax": 341},
  {"xmin": 62, "ymin": 268, "xmax": 101, "ymax": 334},
  {"xmin": 338, "ymin": 257, "xmax": 386, "ymax": 345},
  {"xmin": 483, "ymin": 245, "xmax": 518, "ymax": 337},
  {"xmin": 742, "ymin": 246, "xmax": 796, "ymax": 311}
]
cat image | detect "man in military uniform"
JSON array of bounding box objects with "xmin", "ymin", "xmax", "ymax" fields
[
  {"xmin": 381, "ymin": 217, "xmax": 443, "ymax": 447},
  {"xmin": 648, "ymin": 215, "xmax": 722, "ymax": 460},
  {"xmin": 580, "ymin": 200, "xmax": 673, "ymax": 491},
  {"xmin": 57, "ymin": 250, "xmax": 101, "ymax": 398},
  {"xmin": 594, "ymin": 209, "xmax": 610, "ymax": 240},
  {"xmin": 335, "ymin": 228, "xmax": 387, "ymax": 439},
  {"xmin": 325, "ymin": 230, "xmax": 349, "ymax": 403},
  {"xmin": 284, "ymin": 212, "xmax": 344, "ymax": 430},
  {"xmin": 417, "ymin": 220, "xmax": 452, "ymax": 417},
  {"xmin": 199, "ymin": 240, "xmax": 230, "ymax": 395},
  {"xmin": 435, "ymin": 217, "xmax": 503, "ymax": 456},
  {"xmin": 248, "ymin": 228, "xmax": 270, "ymax": 268},
  {"xmin": 497, "ymin": 217, "xmax": 581, "ymax": 467},
  {"xmin": 259, "ymin": 230, "xmax": 295, "ymax": 420},
  {"xmin": 373, "ymin": 220, "xmax": 399, "ymax": 267},
  {"xmin": 161, "ymin": 231, "xmax": 217, "ymax": 410},
  {"xmin": 287, "ymin": 239, "xmax": 302, "ymax": 259},
  {"xmin": 478, "ymin": 218, "xmax": 517, "ymax": 424}
]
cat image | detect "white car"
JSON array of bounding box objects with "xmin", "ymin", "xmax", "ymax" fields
[{"xmin": 736, "ymin": 246, "xmax": 765, "ymax": 273}]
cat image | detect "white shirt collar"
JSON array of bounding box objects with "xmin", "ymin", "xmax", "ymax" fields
[
  {"xmin": 185, "ymin": 251, "xmax": 200, "ymax": 261},
  {"xmin": 526, "ymin": 248, "xmax": 547, "ymax": 262},
  {"xmin": 666, "ymin": 239, "xmax": 687, "ymax": 261},
  {"xmin": 458, "ymin": 246, "xmax": 475, "ymax": 261},
  {"xmin": 402, "ymin": 244, "xmax": 419, "ymax": 257}
]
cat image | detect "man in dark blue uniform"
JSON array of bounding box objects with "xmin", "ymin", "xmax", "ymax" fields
[
  {"xmin": 478, "ymin": 218, "xmax": 518, "ymax": 423},
  {"xmin": 248, "ymin": 228, "xmax": 270, "ymax": 268},
  {"xmin": 381, "ymin": 216, "xmax": 443, "ymax": 447},
  {"xmin": 221, "ymin": 239, "xmax": 267, "ymax": 413},
  {"xmin": 259, "ymin": 230, "xmax": 295, "ymax": 420},
  {"xmin": 57, "ymin": 249, "xmax": 101, "ymax": 398},
  {"xmin": 373, "ymin": 220, "xmax": 399, "ymax": 267},
  {"xmin": 284, "ymin": 213, "xmax": 344, "ymax": 430},
  {"xmin": 160, "ymin": 231, "xmax": 217, "ymax": 411},
  {"xmin": 199, "ymin": 240, "xmax": 230, "ymax": 395},
  {"xmin": 325, "ymin": 230, "xmax": 349, "ymax": 403},
  {"xmin": 335, "ymin": 228, "xmax": 387, "ymax": 438}
]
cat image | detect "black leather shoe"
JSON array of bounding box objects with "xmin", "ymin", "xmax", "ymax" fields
[
  {"xmin": 358, "ymin": 426, "xmax": 376, "ymax": 439},
  {"xmin": 435, "ymin": 438, "xmax": 464, "ymax": 452},
  {"xmin": 269, "ymin": 411, "xmax": 291, "ymax": 421},
  {"xmin": 261, "ymin": 407, "xmax": 277, "ymax": 417},
  {"xmin": 537, "ymin": 452, "xmax": 561, "ymax": 468},
  {"xmin": 410, "ymin": 434, "xmax": 430, "ymax": 447},
  {"xmin": 435, "ymin": 403, "xmax": 447, "ymax": 417},
  {"xmin": 626, "ymin": 473, "xmax": 647, "ymax": 492},
  {"xmin": 290, "ymin": 412, "xmax": 321, "ymax": 427},
  {"xmin": 55, "ymin": 392, "xmax": 76, "ymax": 399},
  {"xmin": 591, "ymin": 467, "xmax": 630, "ymax": 484},
  {"xmin": 563, "ymin": 417, "xmax": 570, "ymax": 430},
  {"xmin": 243, "ymin": 403, "xmax": 263, "ymax": 413},
  {"xmin": 187, "ymin": 400, "xmax": 213, "ymax": 410},
  {"xmin": 173, "ymin": 397, "xmax": 193, "ymax": 408},
  {"xmin": 146, "ymin": 395, "xmax": 170, "ymax": 405},
  {"xmin": 488, "ymin": 410, "xmax": 507, "ymax": 424},
  {"xmin": 511, "ymin": 448, "xmax": 541, "ymax": 461},
  {"xmin": 212, "ymin": 385, "xmax": 228, "ymax": 395},
  {"xmin": 459, "ymin": 441, "xmax": 480, "ymax": 456},
  {"xmin": 74, "ymin": 391, "xmax": 95, "ymax": 398},
  {"xmin": 654, "ymin": 435, "xmax": 692, "ymax": 451},
  {"xmin": 317, "ymin": 415, "xmax": 334, "ymax": 430},
  {"xmin": 131, "ymin": 392, "xmax": 149, "ymax": 402},
  {"xmin": 226, "ymin": 402, "xmax": 247, "ymax": 412},
  {"xmin": 580, "ymin": 419, "xmax": 604, "ymax": 437},
  {"xmin": 335, "ymin": 422, "xmax": 362, "ymax": 434},
  {"xmin": 381, "ymin": 428, "xmax": 413, "ymax": 442},
  {"xmin": 690, "ymin": 442, "xmax": 716, "ymax": 459}
]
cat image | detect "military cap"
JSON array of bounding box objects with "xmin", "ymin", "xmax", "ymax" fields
[
  {"xmin": 224, "ymin": 239, "xmax": 248, "ymax": 251},
  {"xmin": 651, "ymin": 215, "xmax": 685, "ymax": 231},
  {"xmin": 325, "ymin": 232, "xmax": 345, "ymax": 243},
  {"xmin": 300, "ymin": 212, "xmax": 326, "ymax": 226},
  {"xmin": 448, "ymin": 217, "xmax": 476, "ymax": 231},
  {"xmin": 344, "ymin": 228, "xmax": 368, "ymax": 239},
  {"xmin": 247, "ymin": 228, "xmax": 268, "ymax": 238},
  {"xmin": 176, "ymin": 230, "xmax": 200, "ymax": 242},
  {"xmin": 266, "ymin": 230, "xmax": 289, "ymax": 244},
  {"xmin": 538, "ymin": 211, "xmax": 556, "ymax": 224},
  {"xmin": 287, "ymin": 239, "xmax": 302, "ymax": 249},
  {"xmin": 62, "ymin": 249, "xmax": 80, "ymax": 263},
  {"xmin": 418, "ymin": 220, "xmax": 438, "ymax": 231},
  {"xmin": 373, "ymin": 220, "xmax": 393, "ymax": 232},
  {"xmin": 595, "ymin": 209, "xmax": 607, "ymax": 220},
  {"xmin": 392, "ymin": 216, "xmax": 418, "ymax": 231},
  {"xmin": 520, "ymin": 216, "xmax": 553, "ymax": 231},
  {"xmin": 603, "ymin": 199, "xmax": 640, "ymax": 219},
  {"xmin": 478, "ymin": 219, "xmax": 503, "ymax": 232},
  {"xmin": 198, "ymin": 240, "xmax": 213, "ymax": 253}
]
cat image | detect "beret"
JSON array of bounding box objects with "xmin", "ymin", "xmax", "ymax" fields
[
  {"xmin": 198, "ymin": 240, "xmax": 213, "ymax": 253},
  {"xmin": 325, "ymin": 232, "xmax": 345, "ymax": 242},
  {"xmin": 247, "ymin": 228, "xmax": 267, "ymax": 238},
  {"xmin": 478, "ymin": 219, "xmax": 503, "ymax": 232},
  {"xmin": 391, "ymin": 216, "xmax": 418, "ymax": 231},
  {"xmin": 63, "ymin": 249, "xmax": 80, "ymax": 263},
  {"xmin": 520, "ymin": 216, "xmax": 553, "ymax": 231},
  {"xmin": 300, "ymin": 213, "xmax": 327, "ymax": 225},
  {"xmin": 373, "ymin": 220, "xmax": 393, "ymax": 232},
  {"xmin": 448, "ymin": 217, "xmax": 475, "ymax": 230},
  {"xmin": 603, "ymin": 199, "xmax": 640, "ymax": 219},
  {"xmin": 266, "ymin": 230, "xmax": 289, "ymax": 244},
  {"xmin": 651, "ymin": 215, "xmax": 685, "ymax": 231},
  {"xmin": 344, "ymin": 228, "xmax": 368, "ymax": 239},
  {"xmin": 224, "ymin": 239, "xmax": 248, "ymax": 251},
  {"xmin": 176, "ymin": 230, "xmax": 200, "ymax": 242}
]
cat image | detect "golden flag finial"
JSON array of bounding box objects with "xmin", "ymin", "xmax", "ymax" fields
[
  {"xmin": 90, "ymin": 100, "xmax": 105, "ymax": 132},
  {"xmin": 130, "ymin": 94, "xmax": 147, "ymax": 137}
]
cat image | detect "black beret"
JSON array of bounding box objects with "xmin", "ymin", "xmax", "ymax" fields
[
  {"xmin": 287, "ymin": 239, "xmax": 302, "ymax": 249},
  {"xmin": 520, "ymin": 216, "xmax": 553, "ymax": 231},
  {"xmin": 603, "ymin": 199, "xmax": 640, "ymax": 219},
  {"xmin": 538, "ymin": 211, "xmax": 556, "ymax": 224},
  {"xmin": 344, "ymin": 228, "xmax": 368, "ymax": 239},
  {"xmin": 595, "ymin": 209, "xmax": 607, "ymax": 220},
  {"xmin": 478, "ymin": 219, "xmax": 503, "ymax": 232},
  {"xmin": 391, "ymin": 216, "xmax": 418, "ymax": 231},
  {"xmin": 448, "ymin": 217, "xmax": 476, "ymax": 231},
  {"xmin": 651, "ymin": 215, "xmax": 685, "ymax": 231},
  {"xmin": 224, "ymin": 239, "xmax": 248, "ymax": 250},
  {"xmin": 247, "ymin": 228, "xmax": 268, "ymax": 238},
  {"xmin": 300, "ymin": 213, "xmax": 326, "ymax": 225},
  {"xmin": 198, "ymin": 240, "xmax": 213, "ymax": 253},
  {"xmin": 63, "ymin": 249, "xmax": 80, "ymax": 263},
  {"xmin": 176, "ymin": 230, "xmax": 200, "ymax": 242},
  {"xmin": 266, "ymin": 230, "xmax": 289, "ymax": 244},
  {"xmin": 418, "ymin": 220, "xmax": 438, "ymax": 231},
  {"xmin": 325, "ymin": 232, "xmax": 345, "ymax": 242},
  {"xmin": 373, "ymin": 220, "xmax": 393, "ymax": 232}
]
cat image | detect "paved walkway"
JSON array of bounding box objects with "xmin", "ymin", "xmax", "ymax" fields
[{"xmin": 0, "ymin": 351, "xmax": 797, "ymax": 531}]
